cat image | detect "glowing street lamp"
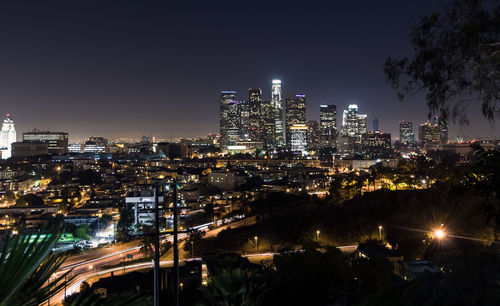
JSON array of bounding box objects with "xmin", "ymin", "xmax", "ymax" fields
[
  {"xmin": 433, "ymin": 228, "xmax": 446, "ymax": 239},
  {"xmin": 378, "ymin": 225, "xmax": 383, "ymax": 240},
  {"xmin": 316, "ymin": 230, "xmax": 320, "ymax": 242},
  {"xmin": 254, "ymin": 236, "xmax": 258, "ymax": 253}
]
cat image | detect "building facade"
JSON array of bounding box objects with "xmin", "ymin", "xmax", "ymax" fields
[
  {"xmin": 248, "ymin": 88, "xmax": 263, "ymax": 142},
  {"xmin": 290, "ymin": 124, "xmax": 308, "ymax": 154},
  {"xmin": 23, "ymin": 131, "xmax": 68, "ymax": 154},
  {"xmin": 399, "ymin": 120, "xmax": 414, "ymax": 144},
  {"xmin": 271, "ymin": 80, "xmax": 284, "ymax": 148},
  {"xmin": 0, "ymin": 114, "xmax": 16, "ymax": 159},
  {"xmin": 220, "ymin": 90, "xmax": 237, "ymax": 148},
  {"xmin": 285, "ymin": 94, "xmax": 306, "ymax": 149},
  {"xmin": 319, "ymin": 105, "xmax": 337, "ymax": 148},
  {"xmin": 306, "ymin": 120, "xmax": 319, "ymax": 150}
]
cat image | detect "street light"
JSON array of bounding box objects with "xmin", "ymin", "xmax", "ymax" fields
[
  {"xmin": 254, "ymin": 236, "xmax": 258, "ymax": 253},
  {"xmin": 378, "ymin": 225, "xmax": 383, "ymax": 240},
  {"xmin": 316, "ymin": 230, "xmax": 320, "ymax": 242},
  {"xmin": 433, "ymin": 228, "xmax": 446, "ymax": 239}
]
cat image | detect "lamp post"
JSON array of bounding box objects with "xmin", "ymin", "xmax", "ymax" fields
[
  {"xmin": 378, "ymin": 225, "xmax": 383, "ymax": 240},
  {"xmin": 316, "ymin": 230, "xmax": 320, "ymax": 242},
  {"xmin": 254, "ymin": 236, "xmax": 258, "ymax": 253}
]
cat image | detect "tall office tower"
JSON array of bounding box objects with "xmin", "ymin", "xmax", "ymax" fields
[
  {"xmin": 358, "ymin": 114, "xmax": 367, "ymax": 135},
  {"xmin": 0, "ymin": 114, "xmax": 16, "ymax": 159},
  {"xmin": 285, "ymin": 94, "xmax": 306, "ymax": 149},
  {"xmin": 319, "ymin": 105, "xmax": 337, "ymax": 148},
  {"xmin": 248, "ymin": 88, "xmax": 263, "ymax": 142},
  {"xmin": 438, "ymin": 115, "xmax": 448, "ymax": 144},
  {"xmin": 399, "ymin": 120, "xmax": 414, "ymax": 144},
  {"xmin": 261, "ymin": 100, "xmax": 276, "ymax": 149},
  {"xmin": 290, "ymin": 124, "xmax": 308, "ymax": 153},
  {"xmin": 306, "ymin": 120, "xmax": 319, "ymax": 150},
  {"xmin": 226, "ymin": 101, "xmax": 241, "ymax": 145},
  {"xmin": 419, "ymin": 121, "xmax": 441, "ymax": 145},
  {"xmin": 360, "ymin": 131, "xmax": 392, "ymax": 158},
  {"xmin": 239, "ymin": 100, "xmax": 250, "ymax": 140},
  {"xmin": 341, "ymin": 104, "xmax": 367, "ymax": 143},
  {"xmin": 271, "ymin": 80, "xmax": 284, "ymax": 147},
  {"xmin": 372, "ymin": 117, "xmax": 379, "ymax": 131},
  {"xmin": 23, "ymin": 131, "xmax": 69, "ymax": 154},
  {"xmin": 220, "ymin": 90, "xmax": 237, "ymax": 148},
  {"xmin": 342, "ymin": 104, "xmax": 359, "ymax": 137}
]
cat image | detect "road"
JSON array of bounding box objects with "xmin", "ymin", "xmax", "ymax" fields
[
  {"xmin": 50, "ymin": 243, "xmax": 358, "ymax": 305},
  {"xmin": 50, "ymin": 216, "xmax": 258, "ymax": 304}
]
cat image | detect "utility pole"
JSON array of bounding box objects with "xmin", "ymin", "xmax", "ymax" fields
[
  {"xmin": 153, "ymin": 183, "xmax": 160, "ymax": 306},
  {"xmin": 173, "ymin": 180, "xmax": 180, "ymax": 306}
]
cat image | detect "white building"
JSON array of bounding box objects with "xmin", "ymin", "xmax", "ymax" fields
[
  {"xmin": 290, "ymin": 124, "xmax": 308, "ymax": 153},
  {"xmin": 0, "ymin": 114, "xmax": 16, "ymax": 159},
  {"xmin": 125, "ymin": 191, "xmax": 164, "ymax": 227}
]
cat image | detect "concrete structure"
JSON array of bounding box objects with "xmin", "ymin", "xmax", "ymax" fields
[
  {"xmin": 319, "ymin": 105, "xmax": 337, "ymax": 149},
  {"xmin": 290, "ymin": 124, "xmax": 308, "ymax": 153},
  {"xmin": 285, "ymin": 94, "xmax": 306, "ymax": 149},
  {"xmin": 220, "ymin": 90, "xmax": 237, "ymax": 148},
  {"xmin": 399, "ymin": 120, "xmax": 414, "ymax": 144},
  {"xmin": 0, "ymin": 114, "xmax": 16, "ymax": 159},
  {"xmin": 271, "ymin": 80, "xmax": 284, "ymax": 147},
  {"xmin": 125, "ymin": 191, "xmax": 164, "ymax": 227},
  {"xmin": 11, "ymin": 142, "xmax": 49, "ymax": 157},
  {"xmin": 23, "ymin": 131, "xmax": 68, "ymax": 154}
]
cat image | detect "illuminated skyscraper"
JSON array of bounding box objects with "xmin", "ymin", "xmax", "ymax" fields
[
  {"xmin": 306, "ymin": 120, "xmax": 319, "ymax": 150},
  {"xmin": 239, "ymin": 100, "xmax": 250, "ymax": 140},
  {"xmin": 399, "ymin": 120, "xmax": 414, "ymax": 144},
  {"xmin": 220, "ymin": 90, "xmax": 237, "ymax": 147},
  {"xmin": 226, "ymin": 101, "xmax": 241, "ymax": 145},
  {"xmin": 285, "ymin": 94, "xmax": 306, "ymax": 149},
  {"xmin": 419, "ymin": 121, "xmax": 441, "ymax": 145},
  {"xmin": 271, "ymin": 80, "xmax": 284, "ymax": 147},
  {"xmin": 437, "ymin": 115, "xmax": 448, "ymax": 144},
  {"xmin": 261, "ymin": 100, "xmax": 276, "ymax": 149},
  {"xmin": 248, "ymin": 88, "xmax": 263, "ymax": 142},
  {"xmin": 0, "ymin": 114, "xmax": 16, "ymax": 159},
  {"xmin": 341, "ymin": 104, "xmax": 367, "ymax": 143},
  {"xmin": 290, "ymin": 124, "xmax": 308, "ymax": 153},
  {"xmin": 342, "ymin": 104, "xmax": 359, "ymax": 138},
  {"xmin": 319, "ymin": 105, "xmax": 337, "ymax": 148}
]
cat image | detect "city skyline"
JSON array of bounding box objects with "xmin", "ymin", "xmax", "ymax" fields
[{"xmin": 1, "ymin": 1, "xmax": 499, "ymax": 140}]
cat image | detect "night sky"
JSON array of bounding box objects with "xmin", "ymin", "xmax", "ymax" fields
[{"xmin": 1, "ymin": 0, "xmax": 499, "ymax": 141}]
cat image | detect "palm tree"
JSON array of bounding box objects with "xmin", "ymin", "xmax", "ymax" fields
[
  {"xmin": 198, "ymin": 267, "xmax": 268, "ymax": 306},
  {"xmin": 0, "ymin": 226, "xmax": 147, "ymax": 306},
  {"xmin": 0, "ymin": 226, "xmax": 73, "ymax": 305}
]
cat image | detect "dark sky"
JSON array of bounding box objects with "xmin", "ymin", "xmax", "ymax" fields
[{"xmin": 0, "ymin": 0, "xmax": 498, "ymax": 141}]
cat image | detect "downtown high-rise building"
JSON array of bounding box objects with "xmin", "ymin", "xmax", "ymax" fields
[
  {"xmin": 261, "ymin": 100, "xmax": 276, "ymax": 149},
  {"xmin": 226, "ymin": 100, "xmax": 241, "ymax": 145},
  {"xmin": 248, "ymin": 88, "xmax": 263, "ymax": 142},
  {"xmin": 23, "ymin": 131, "xmax": 69, "ymax": 154},
  {"xmin": 306, "ymin": 120, "xmax": 319, "ymax": 150},
  {"xmin": 290, "ymin": 124, "xmax": 308, "ymax": 153},
  {"xmin": 220, "ymin": 90, "xmax": 237, "ymax": 148},
  {"xmin": 319, "ymin": 104, "xmax": 337, "ymax": 149},
  {"xmin": 0, "ymin": 114, "xmax": 16, "ymax": 159},
  {"xmin": 341, "ymin": 104, "xmax": 367, "ymax": 143},
  {"xmin": 271, "ymin": 80, "xmax": 284, "ymax": 148},
  {"xmin": 419, "ymin": 121, "xmax": 441, "ymax": 145},
  {"xmin": 239, "ymin": 100, "xmax": 250, "ymax": 141},
  {"xmin": 285, "ymin": 94, "xmax": 306, "ymax": 149},
  {"xmin": 399, "ymin": 120, "xmax": 414, "ymax": 144}
]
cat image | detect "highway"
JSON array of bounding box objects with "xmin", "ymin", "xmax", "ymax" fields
[
  {"xmin": 50, "ymin": 244, "xmax": 357, "ymax": 305},
  {"xmin": 50, "ymin": 215, "xmax": 353, "ymax": 305},
  {"xmin": 49, "ymin": 216, "xmax": 258, "ymax": 304}
]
